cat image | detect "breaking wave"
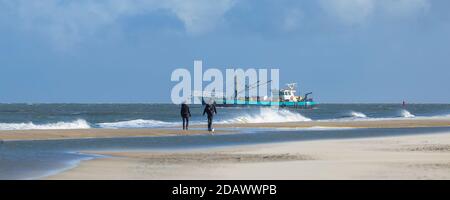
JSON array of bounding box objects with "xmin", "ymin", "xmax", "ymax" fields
[
  {"xmin": 345, "ymin": 111, "xmax": 367, "ymax": 118},
  {"xmin": 398, "ymin": 109, "xmax": 415, "ymax": 118},
  {"xmin": 97, "ymin": 119, "xmax": 178, "ymax": 129},
  {"xmin": 0, "ymin": 119, "xmax": 91, "ymax": 130},
  {"xmin": 220, "ymin": 108, "xmax": 311, "ymax": 124}
]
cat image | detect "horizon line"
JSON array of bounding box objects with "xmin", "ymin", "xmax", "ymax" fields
[{"xmin": 0, "ymin": 102, "xmax": 448, "ymax": 105}]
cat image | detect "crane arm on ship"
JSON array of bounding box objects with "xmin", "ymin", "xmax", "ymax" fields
[
  {"xmin": 236, "ymin": 80, "xmax": 272, "ymax": 95},
  {"xmin": 303, "ymin": 92, "xmax": 312, "ymax": 101}
]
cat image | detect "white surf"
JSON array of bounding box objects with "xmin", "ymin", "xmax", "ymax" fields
[
  {"xmin": 347, "ymin": 111, "xmax": 368, "ymax": 118},
  {"xmin": 398, "ymin": 109, "xmax": 415, "ymax": 118},
  {"xmin": 0, "ymin": 119, "xmax": 91, "ymax": 130},
  {"xmin": 97, "ymin": 119, "xmax": 178, "ymax": 129},
  {"xmin": 220, "ymin": 108, "xmax": 311, "ymax": 124}
]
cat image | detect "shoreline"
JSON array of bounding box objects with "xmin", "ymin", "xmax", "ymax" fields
[
  {"xmin": 1, "ymin": 118, "xmax": 450, "ymax": 141},
  {"xmin": 211, "ymin": 118, "xmax": 450, "ymax": 129},
  {"xmin": 0, "ymin": 129, "xmax": 231, "ymax": 141},
  {"xmin": 46, "ymin": 131, "xmax": 450, "ymax": 180}
]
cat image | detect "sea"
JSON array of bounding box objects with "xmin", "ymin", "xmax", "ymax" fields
[
  {"xmin": 1, "ymin": 103, "xmax": 450, "ymax": 130},
  {"xmin": 1, "ymin": 103, "xmax": 450, "ymax": 179}
]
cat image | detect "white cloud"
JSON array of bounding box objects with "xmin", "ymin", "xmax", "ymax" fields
[
  {"xmin": 0, "ymin": 0, "xmax": 432, "ymax": 47},
  {"xmin": 164, "ymin": 0, "xmax": 235, "ymax": 34},
  {"xmin": 0, "ymin": 0, "xmax": 235, "ymax": 47},
  {"xmin": 319, "ymin": 0, "xmax": 430, "ymax": 26}
]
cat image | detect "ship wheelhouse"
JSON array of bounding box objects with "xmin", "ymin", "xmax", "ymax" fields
[{"xmin": 279, "ymin": 83, "xmax": 299, "ymax": 102}]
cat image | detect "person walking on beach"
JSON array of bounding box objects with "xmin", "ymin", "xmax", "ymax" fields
[
  {"xmin": 203, "ymin": 103, "xmax": 217, "ymax": 132},
  {"xmin": 181, "ymin": 102, "xmax": 191, "ymax": 130}
]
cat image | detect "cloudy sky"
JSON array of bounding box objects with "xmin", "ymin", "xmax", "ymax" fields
[{"xmin": 0, "ymin": 0, "xmax": 449, "ymax": 103}]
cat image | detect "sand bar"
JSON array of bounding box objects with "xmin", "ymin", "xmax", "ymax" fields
[
  {"xmin": 0, "ymin": 129, "xmax": 227, "ymax": 141},
  {"xmin": 1, "ymin": 118, "xmax": 450, "ymax": 141},
  {"xmin": 209, "ymin": 118, "xmax": 450, "ymax": 129},
  {"xmin": 47, "ymin": 132, "xmax": 450, "ymax": 180}
]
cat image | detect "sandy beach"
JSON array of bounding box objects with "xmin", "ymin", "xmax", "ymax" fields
[
  {"xmin": 210, "ymin": 118, "xmax": 450, "ymax": 129},
  {"xmin": 46, "ymin": 131, "xmax": 450, "ymax": 180},
  {"xmin": 2, "ymin": 118, "xmax": 450, "ymax": 141},
  {"xmin": 0, "ymin": 129, "xmax": 227, "ymax": 141}
]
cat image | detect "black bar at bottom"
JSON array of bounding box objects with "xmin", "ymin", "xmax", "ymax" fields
[{"xmin": 0, "ymin": 180, "xmax": 448, "ymax": 199}]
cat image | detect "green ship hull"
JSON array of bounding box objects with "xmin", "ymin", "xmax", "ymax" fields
[{"xmin": 206, "ymin": 99, "xmax": 317, "ymax": 108}]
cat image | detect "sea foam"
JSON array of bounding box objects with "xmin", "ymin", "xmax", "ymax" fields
[
  {"xmin": 220, "ymin": 108, "xmax": 311, "ymax": 124},
  {"xmin": 0, "ymin": 119, "xmax": 91, "ymax": 130},
  {"xmin": 346, "ymin": 111, "xmax": 368, "ymax": 118},
  {"xmin": 97, "ymin": 119, "xmax": 178, "ymax": 129},
  {"xmin": 398, "ymin": 109, "xmax": 415, "ymax": 118}
]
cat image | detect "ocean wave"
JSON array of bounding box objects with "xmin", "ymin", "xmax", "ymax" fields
[
  {"xmin": 434, "ymin": 114, "xmax": 450, "ymax": 118},
  {"xmin": 344, "ymin": 111, "xmax": 367, "ymax": 118},
  {"xmin": 326, "ymin": 109, "xmax": 417, "ymax": 122},
  {"xmin": 97, "ymin": 119, "xmax": 178, "ymax": 129},
  {"xmin": 0, "ymin": 119, "xmax": 91, "ymax": 130},
  {"xmin": 219, "ymin": 108, "xmax": 311, "ymax": 124},
  {"xmin": 398, "ymin": 109, "xmax": 415, "ymax": 118}
]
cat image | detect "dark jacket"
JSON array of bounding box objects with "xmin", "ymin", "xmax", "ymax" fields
[
  {"xmin": 181, "ymin": 104, "xmax": 191, "ymax": 117},
  {"xmin": 203, "ymin": 104, "xmax": 217, "ymax": 117}
]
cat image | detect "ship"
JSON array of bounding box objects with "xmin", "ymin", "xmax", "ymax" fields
[{"xmin": 196, "ymin": 80, "xmax": 317, "ymax": 109}]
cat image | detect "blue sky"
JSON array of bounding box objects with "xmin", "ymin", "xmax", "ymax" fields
[{"xmin": 0, "ymin": 0, "xmax": 449, "ymax": 103}]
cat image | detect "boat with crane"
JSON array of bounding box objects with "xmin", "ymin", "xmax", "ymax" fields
[{"xmin": 198, "ymin": 80, "xmax": 317, "ymax": 109}]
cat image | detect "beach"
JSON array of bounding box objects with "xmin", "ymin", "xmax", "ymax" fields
[
  {"xmin": 210, "ymin": 117, "xmax": 450, "ymax": 129},
  {"xmin": 0, "ymin": 129, "xmax": 226, "ymax": 141},
  {"xmin": 46, "ymin": 131, "xmax": 450, "ymax": 180}
]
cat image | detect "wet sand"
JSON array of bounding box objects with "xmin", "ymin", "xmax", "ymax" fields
[
  {"xmin": 210, "ymin": 118, "xmax": 450, "ymax": 129},
  {"xmin": 1, "ymin": 118, "xmax": 450, "ymax": 141},
  {"xmin": 47, "ymin": 132, "xmax": 450, "ymax": 180},
  {"xmin": 0, "ymin": 129, "xmax": 224, "ymax": 141}
]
